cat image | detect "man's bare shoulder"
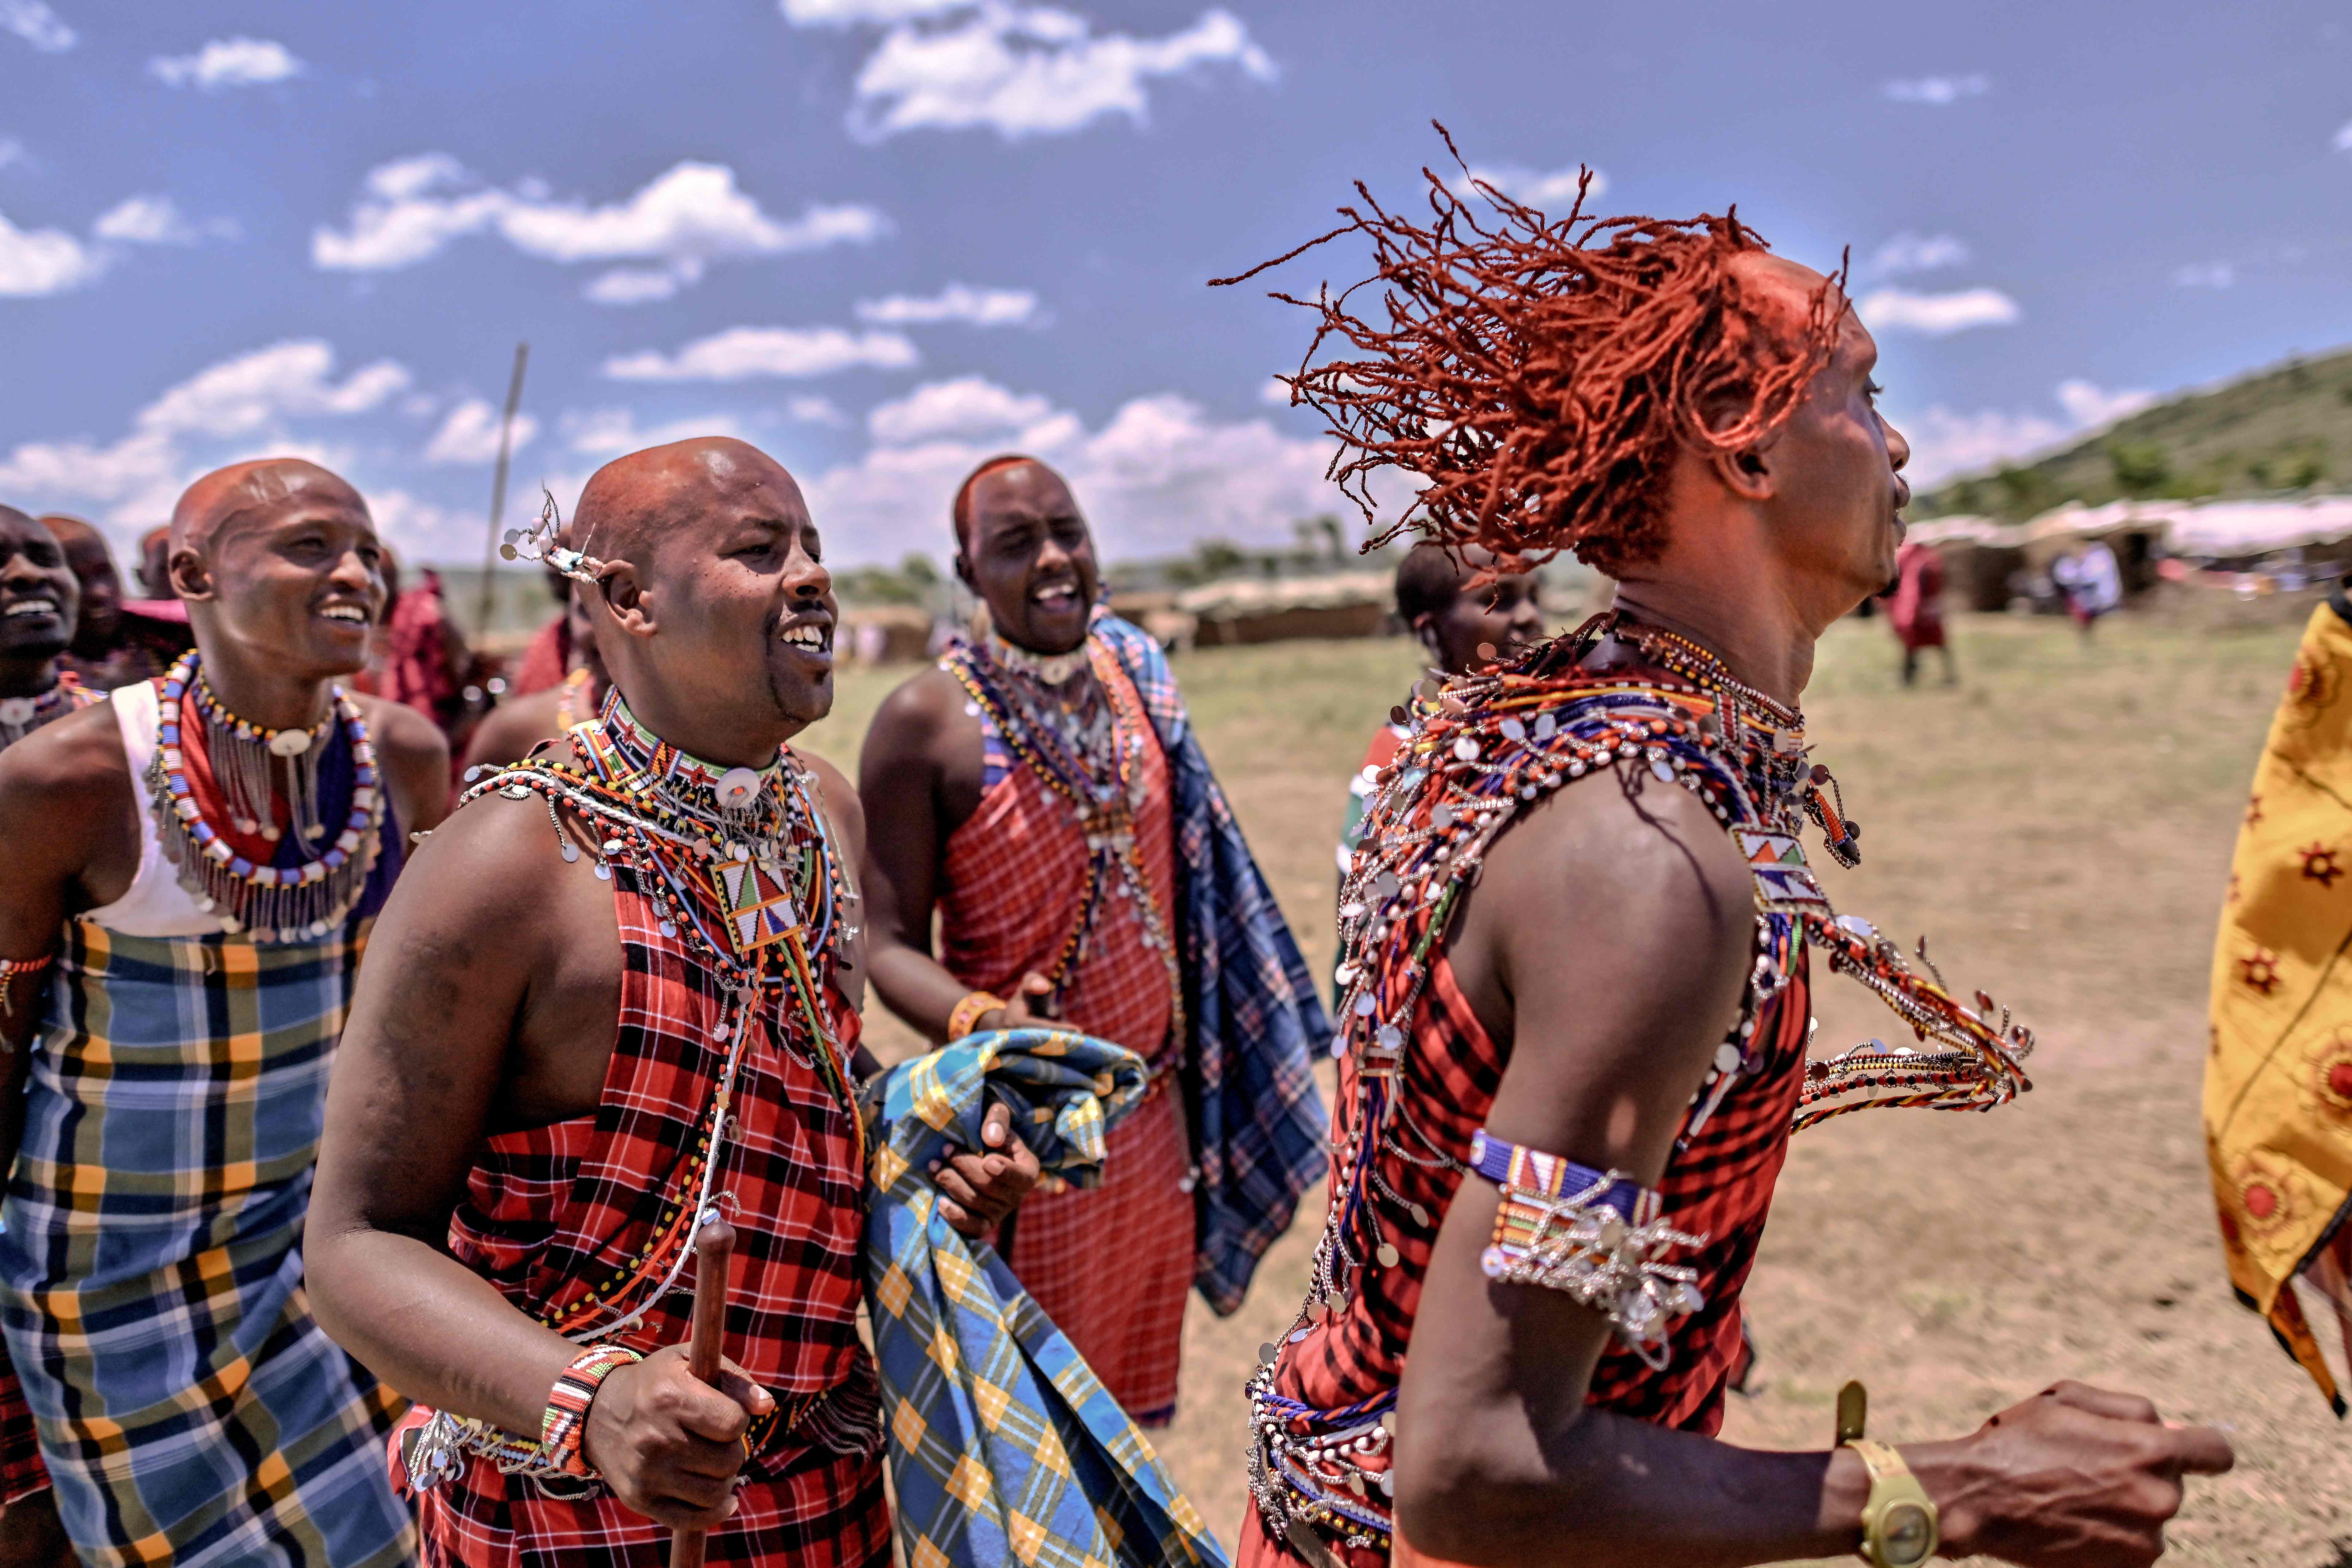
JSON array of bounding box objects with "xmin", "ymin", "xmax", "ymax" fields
[
  {"xmin": 799, "ymin": 750, "xmax": 864, "ymax": 841},
  {"xmin": 0, "ymin": 697, "xmax": 132, "ymax": 810},
  {"xmin": 1472, "ymin": 761, "xmax": 1756, "ymax": 986},
  {"xmin": 393, "ymin": 785, "xmax": 573, "ymax": 928},
  {"xmin": 353, "ymin": 694, "xmax": 449, "ymax": 771},
  {"xmin": 866, "ymin": 664, "xmax": 965, "ymax": 744}
]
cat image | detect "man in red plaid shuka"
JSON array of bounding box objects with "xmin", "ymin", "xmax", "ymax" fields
[
  {"xmin": 1224, "ymin": 158, "xmax": 2234, "ymax": 1568},
  {"xmin": 304, "ymin": 438, "xmax": 1038, "ymax": 1566},
  {"xmin": 859, "ymin": 455, "xmax": 1327, "ymax": 1427}
]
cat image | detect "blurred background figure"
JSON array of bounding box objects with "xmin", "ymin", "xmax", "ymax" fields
[
  {"xmin": 2054, "ymin": 538, "xmax": 2122, "ymax": 640},
  {"xmin": 503, "ymin": 566, "xmax": 577, "ymax": 697},
  {"xmin": 1885, "ymin": 536, "xmax": 1956, "ymax": 686},
  {"xmin": 42, "ymin": 516, "xmax": 188, "ymax": 688},
  {"xmin": 1336, "ymin": 543, "xmax": 1544, "ymax": 893}
]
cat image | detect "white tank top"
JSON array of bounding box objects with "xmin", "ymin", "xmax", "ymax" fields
[{"xmin": 80, "ymin": 681, "xmax": 220, "ymax": 938}]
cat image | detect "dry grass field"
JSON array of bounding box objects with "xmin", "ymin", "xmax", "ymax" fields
[{"xmin": 799, "ymin": 608, "xmax": 2352, "ymax": 1568}]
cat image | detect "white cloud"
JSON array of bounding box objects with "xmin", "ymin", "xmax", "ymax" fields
[
  {"xmin": 840, "ymin": 4, "xmax": 1276, "ymax": 140},
  {"xmin": 424, "ymin": 398, "xmax": 538, "ymax": 465},
  {"xmin": 2053, "ymin": 379, "xmax": 2153, "ymax": 430},
  {"xmin": 868, "ymin": 376, "xmax": 1054, "ymax": 445},
  {"xmin": 0, "ymin": 208, "xmax": 102, "ymax": 294},
  {"xmin": 2173, "ymin": 260, "xmax": 2235, "ymax": 290},
  {"xmin": 603, "ymin": 325, "xmax": 918, "ymax": 382},
  {"xmin": 561, "ymin": 407, "xmax": 758, "ymax": 457},
  {"xmin": 365, "ymin": 489, "xmax": 479, "ymax": 562},
  {"xmin": 1458, "ymin": 164, "xmax": 1606, "ymax": 210},
  {"xmin": 582, "ymin": 263, "xmax": 698, "ymax": 304},
  {"xmin": 0, "ymin": 139, "xmax": 26, "ymax": 171},
  {"xmin": 92, "ymin": 195, "xmax": 209, "ymax": 245},
  {"xmin": 149, "ymin": 37, "xmax": 304, "ymax": 90},
  {"xmin": 313, "ymin": 158, "xmax": 887, "ymax": 296},
  {"xmin": 0, "ymin": 339, "xmax": 413, "ymax": 531},
  {"xmin": 1895, "ymin": 379, "xmax": 2154, "ymax": 487},
  {"xmin": 788, "ymin": 395, "xmax": 846, "ymax": 424},
  {"xmin": 0, "ymin": 1, "xmax": 73, "ymax": 53},
  {"xmin": 804, "ymin": 383, "xmax": 1350, "ymax": 564},
  {"xmin": 1883, "ymin": 74, "xmax": 1988, "ymax": 105},
  {"xmin": 1258, "ymin": 376, "xmax": 1291, "ymax": 406},
  {"xmin": 855, "ymin": 281, "xmax": 1037, "ymax": 326},
  {"xmin": 2333, "ymin": 120, "xmax": 2352, "ymax": 153},
  {"xmin": 1866, "ymin": 231, "xmax": 1969, "ymax": 279},
  {"xmin": 1857, "ymin": 286, "xmax": 2020, "ymax": 335}
]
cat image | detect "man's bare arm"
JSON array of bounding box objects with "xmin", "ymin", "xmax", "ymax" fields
[
  {"xmin": 1394, "ymin": 773, "xmax": 2230, "ymax": 1568},
  {"xmin": 307, "ymin": 799, "xmax": 764, "ymax": 1530},
  {"xmin": 0, "ymin": 709, "xmax": 129, "ymax": 1173},
  {"xmin": 858, "ymin": 671, "xmax": 990, "ymax": 1042},
  {"xmin": 357, "ymin": 696, "xmax": 451, "ymax": 835}
]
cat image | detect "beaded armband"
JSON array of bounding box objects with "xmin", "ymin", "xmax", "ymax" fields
[
  {"xmin": 0, "ymin": 953, "xmax": 53, "ymax": 1019},
  {"xmin": 540, "ymin": 1344, "xmax": 644, "ymax": 1476},
  {"xmin": 947, "ymin": 990, "xmax": 1005, "ymax": 1042},
  {"xmin": 1471, "ymin": 1129, "xmax": 1706, "ymax": 1369}
]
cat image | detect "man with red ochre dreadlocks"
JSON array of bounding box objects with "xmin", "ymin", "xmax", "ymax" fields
[
  {"xmin": 1219, "ymin": 136, "xmax": 2233, "ymax": 1568},
  {"xmin": 858, "ymin": 455, "xmax": 1329, "ymax": 1427}
]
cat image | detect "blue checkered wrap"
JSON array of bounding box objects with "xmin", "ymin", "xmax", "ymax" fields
[
  {"xmin": 864, "ymin": 1028, "xmax": 1228, "ymax": 1568},
  {"xmin": 1093, "ymin": 613, "xmax": 1331, "ymax": 1316}
]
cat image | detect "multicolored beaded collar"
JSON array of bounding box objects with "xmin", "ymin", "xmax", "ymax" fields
[
  {"xmin": 149, "ymin": 648, "xmax": 383, "ymax": 941},
  {"xmin": 0, "ymin": 670, "xmax": 94, "ymax": 753}
]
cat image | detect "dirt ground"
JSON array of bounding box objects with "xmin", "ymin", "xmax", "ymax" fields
[{"xmin": 801, "ymin": 610, "xmax": 2352, "ymax": 1567}]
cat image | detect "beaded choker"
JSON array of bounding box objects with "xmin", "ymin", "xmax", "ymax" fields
[
  {"xmin": 0, "ymin": 671, "xmax": 90, "ymax": 753},
  {"xmin": 982, "ymin": 625, "xmax": 1088, "ymax": 687},
  {"xmin": 149, "ymin": 649, "xmax": 383, "ymax": 941}
]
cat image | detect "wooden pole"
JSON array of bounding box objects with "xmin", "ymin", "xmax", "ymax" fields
[
  {"xmin": 670, "ymin": 1218, "xmax": 735, "ymax": 1568},
  {"xmin": 474, "ymin": 342, "xmax": 530, "ymax": 639}
]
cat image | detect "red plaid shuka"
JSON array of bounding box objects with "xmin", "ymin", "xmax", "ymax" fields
[
  {"xmin": 1242, "ymin": 948, "xmax": 1812, "ymax": 1568},
  {"xmin": 936, "ymin": 654, "xmax": 1194, "ymax": 1424},
  {"xmin": 402, "ymin": 864, "xmax": 888, "ymax": 1567},
  {"xmin": 0, "ymin": 1356, "xmax": 43, "ymax": 1505}
]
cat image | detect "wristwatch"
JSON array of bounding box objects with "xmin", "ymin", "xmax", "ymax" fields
[{"xmin": 1835, "ymin": 1381, "xmax": 1939, "ymax": 1568}]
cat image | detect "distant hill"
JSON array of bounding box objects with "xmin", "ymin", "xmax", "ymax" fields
[{"xmin": 1917, "ymin": 346, "xmax": 2352, "ymax": 518}]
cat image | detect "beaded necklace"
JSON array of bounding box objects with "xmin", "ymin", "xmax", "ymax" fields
[
  {"xmin": 149, "ymin": 649, "xmax": 383, "ymax": 941},
  {"xmin": 940, "ymin": 629, "xmax": 1185, "ymax": 1042},
  {"xmin": 455, "ymin": 690, "xmax": 865, "ymax": 1177},
  {"xmin": 0, "ymin": 670, "xmax": 92, "ymax": 753},
  {"xmin": 189, "ymin": 671, "xmax": 338, "ymax": 844}
]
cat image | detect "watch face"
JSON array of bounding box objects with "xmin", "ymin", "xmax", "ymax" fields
[{"xmin": 1880, "ymin": 1502, "xmax": 1936, "ymax": 1567}]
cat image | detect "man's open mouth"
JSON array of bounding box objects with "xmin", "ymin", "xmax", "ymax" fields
[
  {"xmin": 318, "ymin": 604, "xmax": 370, "ymax": 625},
  {"xmin": 1031, "ymin": 582, "xmax": 1079, "ymax": 607},
  {"xmin": 3, "ymin": 597, "xmax": 59, "ymax": 621},
  {"xmin": 779, "ymin": 622, "xmax": 832, "ymax": 652}
]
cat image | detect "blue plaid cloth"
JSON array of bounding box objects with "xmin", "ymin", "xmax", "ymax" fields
[
  {"xmin": 1094, "ymin": 613, "xmax": 1331, "ymax": 1315},
  {"xmin": 864, "ymin": 1029, "xmax": 1228, "ymax": 1568},
  {"xmin": 0, "ymin": 918, "xmax": 413, "ymax": 1568}
]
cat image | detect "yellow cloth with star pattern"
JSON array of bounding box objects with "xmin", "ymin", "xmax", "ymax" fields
[{"xmin": 2206, "ymin": 600, "xmax": 2352, "ymax": 1413}]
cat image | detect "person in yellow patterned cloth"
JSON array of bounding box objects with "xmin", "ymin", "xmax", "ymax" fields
[{"xmin": 2207, "ymin": 581, "xmax": 2352, "ymax": 1413}]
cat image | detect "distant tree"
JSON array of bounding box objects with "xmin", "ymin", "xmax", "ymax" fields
[
  {"xmin": 2108, "ymin": 440, "xmax": 2172, "ymax": 498},
  {"xmin": 1194, "ymin": 538, "xmax": 1246, "ymax": 580},
  {"xmin": 900, "ymin": 552, "xmax": 940, "ymax": 585},
  {"xmin": 1990, "ymin": 464, "xmax": 2058, "ymax": 520}
]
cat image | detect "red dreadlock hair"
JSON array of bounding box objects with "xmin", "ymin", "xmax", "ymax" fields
[{"xmin": 1213, "ymin": 124, "xmax": 1849, "ymax": 578}]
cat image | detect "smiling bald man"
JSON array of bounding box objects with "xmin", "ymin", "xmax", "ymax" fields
[
  {"xmin": 0, "ymin": 458, "xmax": 447, "ymax": 1568},
  {"xmin": 306, "ymin": 438, "xmax": 1036, "ymax": 1568}
]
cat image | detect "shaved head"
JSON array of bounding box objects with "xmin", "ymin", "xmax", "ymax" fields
[
  {"xmin": 572, "ymin": 436, "xmax": 804, "ymax": 574},
  {"xmin": 171, "ymin": 458, "xmax": 367, "ymax": 563}
]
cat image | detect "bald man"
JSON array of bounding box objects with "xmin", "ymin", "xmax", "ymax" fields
[
  {"xmin": 42, "ymin": 515, "xmax": 188, "ymax": 689},
  {"xmin": 0, "ymin": 459, "xmax": 446, "ymax": 1568},
  {"xmin": 0, "ymin": 509, "xmax": 96, "ymax": 759},
  {"xmin": 306, "ymin": 438, "xmax": 1034, "ymax": 1567}
]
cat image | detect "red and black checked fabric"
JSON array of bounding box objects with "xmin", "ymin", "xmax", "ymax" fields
[
  {"xmin": 422, "ymin": 864, "xmax": 885, "ymax": 1565},
  {"xmin": 936, "ymin": 653, "xmax": 1194, "ymax": 1419},
  {"xmin": 1248, "ymin": 950, "xmax": 1812, "ymax": 1568},
  {"xmin": 0, "ymin": 1360, "xmax": 45, "ymax": 1504}
]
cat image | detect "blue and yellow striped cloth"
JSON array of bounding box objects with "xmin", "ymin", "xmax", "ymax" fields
[{"xmin": 865, "ymin": 1029, "xmax": 1229, "ymax": 1568}]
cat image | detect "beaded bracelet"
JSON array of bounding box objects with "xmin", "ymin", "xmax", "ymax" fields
[
  {"xmin": 947, "ymin": 990, "xmax": 1005, "ymax": 1042},
  {"xmin": 0, "ymin": 954, "xmax": 53, "ymax": 1020},
  {"xmin": 540, "ymin": 1344, "xmax": 645, "ymax": 1476}
]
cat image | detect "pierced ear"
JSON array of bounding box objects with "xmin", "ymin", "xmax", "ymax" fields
[
  {"xmin": 599, "ymin": 565, "xmax": 655, "ymax": 638},
  {"xmin": 168, "ymin": 548, "xmax": 213, "ymax": 603},
  {"xmin": 952, "ymin": 553, "xmax": 975, "ymax": 589}
]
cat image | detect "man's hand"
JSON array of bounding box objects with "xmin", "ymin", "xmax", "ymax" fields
[
  {"xmin": 580, "ymin": 1346, "xmax": 775, "ymax": 1530},
  {"xmin": 1921, "ymin": 1381, "xmax": 2235, "ymax": 1568},
  {"xmin": 927, "ymin": 1099, "xmax": 1041, "ymax": 1238},
  {"xmin": 979, "ymin": 971, "xmax": 1057, "ymax": 1031}
]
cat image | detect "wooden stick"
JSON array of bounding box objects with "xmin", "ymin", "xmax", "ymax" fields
[{"xmin": 670, "ymin": 1217, "xmax": 736, "ymax": 1568}]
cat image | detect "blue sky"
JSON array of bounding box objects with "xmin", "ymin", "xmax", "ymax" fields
[{"xmin": 0, "ymin": 0, "xmax": 2347, "ymax": 568}]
